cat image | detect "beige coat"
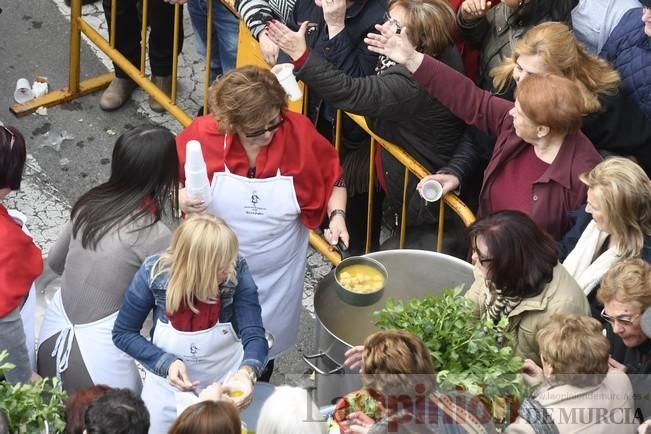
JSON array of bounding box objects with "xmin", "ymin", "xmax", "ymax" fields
[
  {"xmin": 505, "ymin": 371, "xmax": 638, "ymax": 433},
  {"xmin": 465, "ymin": 264, "xmax": 590, "ymax": 365}
]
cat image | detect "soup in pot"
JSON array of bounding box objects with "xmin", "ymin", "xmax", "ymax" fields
[{"xmin": 337, "ymin": 264, "xmax": 385, "ymax": 293}]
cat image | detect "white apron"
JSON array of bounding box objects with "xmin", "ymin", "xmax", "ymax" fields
[
  {"xmin": 141, "ymin": 319, "xmax": 243, "ymax": 434},
  {"xmin": 38, "ymin": 289, "xmax": 141, "ymax": 392},
  {"xmin": 9, "ymin": 210, "xmax": 39, "ymax": 370},
  {"xmin": 206, "ymin": 137, "xmax": 309, "ymax": 358}
]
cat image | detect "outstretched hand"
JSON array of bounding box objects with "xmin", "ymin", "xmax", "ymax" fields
[
  {"xmin": 460, "ymin": 0, "xmax": 493, "ymax": 21},
  {"xmin": 364, "ymin": 23, "xmax": 423, "ymax": 72},
  {"xmin": 266, "ymin": 20, "xmax": 310, "ymax": 61}
]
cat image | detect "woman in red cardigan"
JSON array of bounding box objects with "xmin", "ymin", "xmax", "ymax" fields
[
  {"xmin": 367, "ymin": 23, "xmax": 602, "ymax": 240},
  {"xmin": 0, "ymin": 126, "xmax": 43, "ymax": 384}
]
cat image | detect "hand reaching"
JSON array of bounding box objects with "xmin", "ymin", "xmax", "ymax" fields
[
  {"xmin": 521, "ymin": 359, "xmax": 544, "ymax": 387},
  {"xmin": 460, "ymin": 0, "xmax": 493, "ymax": 21},
  {"xmin": 259, "ymin": 31, "xmax": 280, "ymax": 66},
  {"xmin": 266, "ymin": 20, "xmax": 310, "ymax": 61},
  {"xmin": 344, "ymin": 345, "xmax": 364, "ymax": 372},
  {"xmin": 364, "ymin": 23, "xmax": 423, "ymax": 72},
  {"xmin": 608, "ymin": 356, "xmax": 627, "ymax": 373},
  {"xmin": 223, "ymin": 368, "xmax": 254, "ymax": 410},
  {"xmin": 417, "ymin": 173, "xmax": 460, "ymax": 196},
  {"xmin": 322, "ymin": 0, "xmax": 347, "ymax": 38},
  {"xmin": 180, "ymin": 187, "xmax": 208, "ymax": 215},
  {"xmin": 168, "ymin": 360, "xmax": 200, "ymax": 391}
]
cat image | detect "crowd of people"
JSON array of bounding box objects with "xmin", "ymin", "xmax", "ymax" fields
[{"xmin": 3, "ymin": 0, "xmax": 651, "ymax": 432}]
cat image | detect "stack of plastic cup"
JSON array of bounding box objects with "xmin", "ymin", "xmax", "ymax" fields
[{"xmin": 184, "ymin": 140, "xmax": 211, "ymax": 205}]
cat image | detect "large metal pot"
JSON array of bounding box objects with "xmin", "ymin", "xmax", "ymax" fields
[{"xmin": 305, "ymin": 249, "xmax": 474, "ymax": 406}]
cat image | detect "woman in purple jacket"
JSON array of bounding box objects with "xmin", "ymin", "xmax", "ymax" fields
[{"xmin": 366, "ymin": 21, "xmax": 602, "ymax": 240}]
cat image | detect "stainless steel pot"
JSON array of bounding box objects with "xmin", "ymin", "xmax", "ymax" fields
[{"xmin": 305, "ymin": 249, "xmax": 474, "ymax": 406}]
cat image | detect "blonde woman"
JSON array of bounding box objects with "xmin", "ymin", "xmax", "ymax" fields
[
  {"xmin": 491, "ymin": 21, "xmax": 651, "ymax": 174},
  {"xmin": 561, "ymin": 157, "xmax": 651, "ymax": 318},
  {"xmin": 112, "ymin": 215, "xmax": 267, "ymax": 434}
]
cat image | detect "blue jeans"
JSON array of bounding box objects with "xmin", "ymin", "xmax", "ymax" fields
[{"xmin": 188, "ymin": 0, "xmax": 239, "ymax": 82}]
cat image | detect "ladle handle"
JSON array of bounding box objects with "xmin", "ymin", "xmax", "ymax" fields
[{"xmin": 302, "ymin": 352, "xmax": 345, "ymax": 376}]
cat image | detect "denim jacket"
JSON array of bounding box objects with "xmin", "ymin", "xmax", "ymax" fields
[{"xmin": 112, "ymin": 255, "xmax": 268, "ymax": 378}]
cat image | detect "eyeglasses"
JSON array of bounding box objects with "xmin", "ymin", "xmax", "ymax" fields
[
  {"xmin": 1, "ymin": 126, "xmax": 15, "ymax": 151},
  {"xmin": 383, "ymin": 12, "xmax": 402, "ymax": 34},
  {"xmin": 600, "ymin": 309, "xmax": 640, "ymax": 327},
  {"xmin": 244, "ymin": 115, "xmax": 284, "ymax": 138}
]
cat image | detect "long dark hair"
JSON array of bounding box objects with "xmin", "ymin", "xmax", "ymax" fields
[
  {"xmin": 468, "ymin": 210, "xmax": 559, "ymax": 298},
  {"xmin": 71, "ymin": 125, "xmax": 179, "ymax": 249},
  {"xmin": 509, "ymin": 0, "xmax": 575, "ymax": 26}
]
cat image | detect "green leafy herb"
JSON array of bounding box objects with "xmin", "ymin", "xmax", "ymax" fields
[
  {"xmin": 375, "ymin": 286, "xmax": 526, "ymax": 421},
  {"xmin": 0, "ymin": 351, "xmax": 67, "ymax": 433}
]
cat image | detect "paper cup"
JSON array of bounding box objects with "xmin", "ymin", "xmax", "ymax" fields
[
  {"xmin": 420, "ymin": 179, "xmax": 443, "ymax": 202},
  {"xmin": 14, "ymin": 78, "xmax": 34, "ymax": 104},
  {"xmin": 271, "ymin": 64, "xmax": 302, "ymax": 102}
]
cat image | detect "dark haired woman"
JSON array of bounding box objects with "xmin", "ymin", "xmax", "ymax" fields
[
  {"xmin": 37, "ymin": 125, "xmax": 179, "ymax": 394},
  {"xmin": 457, "ymin": 0, "xmax": 575, "ymax": 92},
  {"xmin": 0, "ymin": 125, "xmax": 43, "ymax": 385},
  {"xmin": 465, "ymin": 211, "xmax": 589, "ymax": 364}
]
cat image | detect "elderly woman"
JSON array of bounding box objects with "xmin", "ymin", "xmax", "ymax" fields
[
  {"xmin": 341, "ymin": 330, "xmax": 495, "ymax": 434},
  {"xmin": 266, "ymin": 0, "xmax": 472, "ymax": 246},
  {"xmin": 560, "ymin": 158, "xmax": 651, "ymax": 318},
  {"xmin": 113, "ymin": 215, "xmax": 268, "ymax": 433},
  {"xmin": 257, "ymin": 386, "xmax": 327, "ymax": 434},
  {"xmin": 38, "ymin": 126, "xmax": 178, "ymax": 393},
  {"xmin": 491, "ymin": 22, "xmax": 651, "ymax": 174},
  {"xmin": 176, "ymin": 66, "xmax": 347, "ymax": 380},
  {"xmin": 367, "ymin": 25, "xmax": 602, "ymax": 239},
  {"xmin": 456, "ymin": 0, "xmax": 574, "ymax": 92},
  {"xmin": 0, "ymin": 126, "xmax": 42, "ymax": 385},
  {"xmin": 598, "ymin": 259, "xmax": 651, "ymax": 422},
  {"xmin": 505, "ymin": 314, "xmax": 637, "ymax": 434},
  {"xmin": 464, "ymin": 211, "xmax": 589, "ymax": 364},
  {"xmin": 601, "ymin": 2, "xmax": 651, "ymax": 119}
]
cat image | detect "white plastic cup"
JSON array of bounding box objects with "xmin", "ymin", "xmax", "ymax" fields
[
  {"xmin": 14, "ymin": 78, "xmax": 34, "ymax": 104},
  {"xmin": 184, "ymin": 140, "xmax": 212, "ymax": 205},
  {"xmin": 271, "ymin": 64, "xmax": 302, "ymax": 102},
  {"xmin": 420, "ymin": 179, "xmax": 443, "ymax": 202}
]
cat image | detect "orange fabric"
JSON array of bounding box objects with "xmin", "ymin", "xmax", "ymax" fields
[
  {"xmin": 177, "ymin": 111, "xmax": 343, "ymax": 229},
  {"xmin": 0, "ymin": 205, "xmax": 43, "ymax": 317}
]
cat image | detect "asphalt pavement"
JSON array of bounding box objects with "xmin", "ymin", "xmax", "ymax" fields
[{"xmin": 1, "ymin": 0, "xmax": 329, "ymax": 390}]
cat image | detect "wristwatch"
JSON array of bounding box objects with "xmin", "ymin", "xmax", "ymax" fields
[
  {"xmin": 241, "ymin": 365, "xmax": 257, "ymax": 384},
  {"xmin": 329, "ymin": 208, "xmax": 346, "ymax": 220}
]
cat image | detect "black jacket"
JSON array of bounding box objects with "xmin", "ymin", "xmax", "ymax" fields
[{"xmin": 295, "ymin": 48, "xmax": 471, "ymax": 224}]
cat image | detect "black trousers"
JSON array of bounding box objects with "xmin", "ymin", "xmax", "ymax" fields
[{"xmin": 102, "ymin": 0, "xmax": 184, "ymax": 78}]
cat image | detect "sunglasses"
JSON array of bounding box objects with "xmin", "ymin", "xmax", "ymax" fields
[
  {"xmin": 1, "ymin": 126, "xmax": 15, "ymax": 151},
  {"xmin": 244, "ymin": 116, "xmax": 284, "ymax": 138},
  {"xmin": 383, "ymin": 12, "xmax": 402, "ymax": 34},
  {"xmin": 600, "ymin": 309, "xmax": 640, "ymax": 327}
]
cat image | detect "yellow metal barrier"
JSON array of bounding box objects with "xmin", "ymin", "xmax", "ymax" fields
[{"xmin": 9, "ymin": 0, "xmax": 474, "ymax": 263}]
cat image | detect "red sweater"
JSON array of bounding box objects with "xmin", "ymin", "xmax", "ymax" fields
[
  {"xmin": 412, "ymin": 55, "xmax": 602, "ymax": 239},
  {"xmin": 0, "ymin": 205, "xmax": 43, "ymax": 317},
  {"xmin": 176, "ymin": 111, "xmax": 342, "ymax": 229}
]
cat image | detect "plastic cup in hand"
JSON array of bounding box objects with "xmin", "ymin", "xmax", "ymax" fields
[
  {"xmin": 271, "ymin": 64, "xmax": 302, "ymax": 101},
  {"xmin": 14, "ymin": 78, "xmax": 34, "ymax": 104},
  {"xmin": 420, "ymin": 179, "xmax": 443, "ymax": 202},
  {"xmin": 184, "ymin": 140, "xmax": 211, "ymax": 205}
]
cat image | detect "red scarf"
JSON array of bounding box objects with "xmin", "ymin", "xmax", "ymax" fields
[{"xmin": 167, "ymin": 298, "xmax": 221, "ymax": 332}]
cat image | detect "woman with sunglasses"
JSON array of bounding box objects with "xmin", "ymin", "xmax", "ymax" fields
[
  {"xmin": 597, "ymin": 259, "xmax": 651, "ymax": 422},
  {"xmin": 0, "ymin": 125, "xmax": 43, "ymax": 385},
  {"xmin": 176, "ymin": 66, "xmax": 347, "ymax": 381},
  {"xmin": 465, "ymin": 210, "xmax": 589, "ymax": 365}
]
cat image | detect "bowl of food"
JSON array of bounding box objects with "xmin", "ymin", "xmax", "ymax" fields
[{"xmin": 334, "ymin": 256, "xmax": 387, "ymax": 306}]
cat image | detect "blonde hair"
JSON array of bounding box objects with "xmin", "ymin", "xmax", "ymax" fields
[
  {"xmin": 388, "ymin": 0, "xmax": 455, "ymax": 56},
  {"xmin": 491, "ymin": 22, "xmax": 620, "ymax": 113},
  {"xmin": 155, "ymin": 215, "xmax": 239, "ymax": 314},
  {"xmin": 536, "ymin": 314, "xmax": 609, "ymax": 387},
  {"xmin": 362, "ymin": 330, "xmax": 437, "ymax": 395},
  {"xmin": 208, "ymin": 66, "xmax": 288, "ymax": 134},
  {"xmin": 580, "ymin": 157, "xmax": 651, "ymax": 257},
  {"xmin": 597, "ymin": 258, "xmax": 651, "ymax": 312}
]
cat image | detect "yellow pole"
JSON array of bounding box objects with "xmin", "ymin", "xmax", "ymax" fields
[
  {"xmin": 68, "ymin": 0, "xmax": 82, "ymax": 93},
  {"xmin": 437, "ymin": 200, "xmax": 445, "ymax": 252},
  {"xmin": 399, "ymin": 168, "xmax": 408, "ymax": 249},
  {"xmin": 334, "ymin": 110, "xmax": 342, "ymax": 154},
  {"xmin": 140, "ymin": 0, "xmax": 149, "ymax": 74},
  {"xmin": 110, "ymin": 0, "xmax": 117, "ymax": 48},
  {"xmin": 79, "ymin": 19, "xmax": 192, "ymax": 126},
  {"xmin": 203, "ymin": 0, "xmax": 214, "ymax": 115},
  {"xmin": 171, "ymin": 4, "xmax": 181, "ymax": 105},
  {"xmin": 365, "ymin": 139, "xmax": 376, "ymax": 253}
]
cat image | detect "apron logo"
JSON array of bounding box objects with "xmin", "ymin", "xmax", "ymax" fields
[
  {"xmin": 244, "ymin": 190, "xmax": 266, "ymax": 216},
  {"xmin": 222, "ymin": 329, "xmax": 228, "ymax": 335},
  {"xmin": 190, "ymin": 343, "xmax": 199, "ymax": 358}
]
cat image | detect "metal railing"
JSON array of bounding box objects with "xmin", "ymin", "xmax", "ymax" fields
[{"xmin": 9, "ymin": 0, "xmax": 475, "ymax": 265}]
